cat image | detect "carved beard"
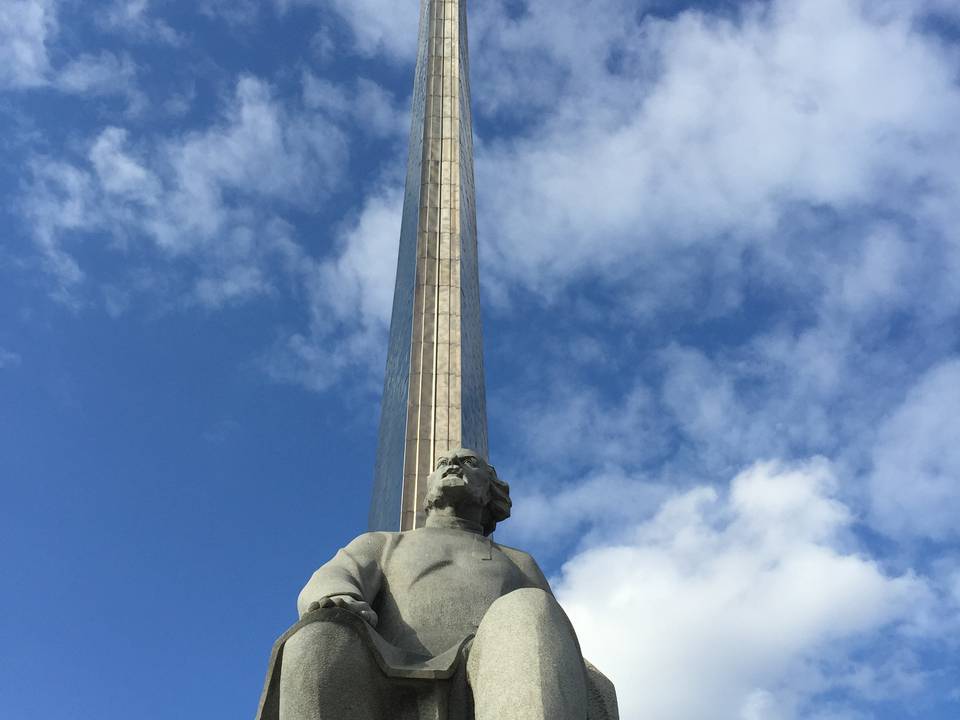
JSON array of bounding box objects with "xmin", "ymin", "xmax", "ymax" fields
[{"xmin": 426, "ymin": 471, "xmax": 490, "ymax": 513}]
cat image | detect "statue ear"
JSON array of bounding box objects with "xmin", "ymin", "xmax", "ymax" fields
[{"xmin": 483, "ymin": 475, "xmax": 512, "ymax": 535}]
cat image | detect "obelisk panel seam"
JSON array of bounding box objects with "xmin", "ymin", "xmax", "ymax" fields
[{"xmin": 368, "ymin": 0, "xmax": 433, "ymax": 532}]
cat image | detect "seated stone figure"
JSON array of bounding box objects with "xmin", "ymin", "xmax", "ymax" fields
[{"xmin": 256, "ymin": 448, "xmax": 618, "ymax": 720}]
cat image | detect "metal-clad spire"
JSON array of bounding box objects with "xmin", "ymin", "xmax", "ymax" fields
[{"xmin": 369, "ymin": 0, "xmax": 488, "ymax": 532}]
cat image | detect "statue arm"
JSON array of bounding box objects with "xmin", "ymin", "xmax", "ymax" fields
[
  {"xmin": 296, "ymin": 532, "xmax": 388, "ymax": 620},
  {"xmin": 521, "ymin": 554, "xmax": 554, "ymax": 594},
  {"xmin": 500, "ymin": 545, "xmax": 554, "ymax": 594}
]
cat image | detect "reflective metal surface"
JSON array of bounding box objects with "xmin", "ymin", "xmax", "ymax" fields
[
  {"xmin": 368, "ymin": 0, "xmax": 432, "ymax": 532},
  {"xmin": 369, "ymin": 0, "xmax": 488, "ymax": 532},
  {"xmin": 457, "ymin": 0, "xmax": 488, "ymax": 459}
]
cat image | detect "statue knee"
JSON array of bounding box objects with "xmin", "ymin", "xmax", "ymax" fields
[
  {"xmin": 282, "ymin": 620, "xmax": 372, "ymax": 682},
  {"xmin": 481, "ymin": 588, "xmax": 558, "ymax": 629},
  {"xmin": 279, "ymin": 620, "xmax": 385, "ymax": 720},
  {"xmin": 285, "ymin": 619, "xmax": 352, "ymax": 656},
  {"xmin": 475, "ymin": 588, "xmax": 581, "ymax": 658},
  {"xmin": 474, "ymin": 588, "xmax": 583, "ymax": 669},
  {"xmin": 469, "ymin": 590, "xmax": 589, "ymax": 720}
]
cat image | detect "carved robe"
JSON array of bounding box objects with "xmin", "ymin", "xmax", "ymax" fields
[{"xmin": 255, "ymin": 517, "xmax": 619, "ymax": 720}]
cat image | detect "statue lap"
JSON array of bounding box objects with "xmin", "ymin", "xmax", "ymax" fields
[{"xmin": 271, "ymin": 588, "xmax": 615, "ymax": 720}]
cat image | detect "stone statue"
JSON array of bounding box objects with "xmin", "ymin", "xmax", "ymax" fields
[{"xmin": 256, "ymin": 448, "xmax": 619, "ymax": 720}]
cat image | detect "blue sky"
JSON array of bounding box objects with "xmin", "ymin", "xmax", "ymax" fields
[{"xmin": 2, "ymin": 0, "xmax": 959, "ymax": 718}]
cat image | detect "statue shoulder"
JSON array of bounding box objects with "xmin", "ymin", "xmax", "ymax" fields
[
  {"xmin": 493, "ymin": 542, "xmax": 552, "ymax": 592},
  {"xmin": 343, "ymin": 531, "xmax": 398, "ymax": 554},
  {"xmin": 492, "ymin": 541, "xmax": 534, "ymax": 562}
]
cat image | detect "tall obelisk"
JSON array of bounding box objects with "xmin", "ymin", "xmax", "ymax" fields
[{"xmin": 369, "ymin": 0, "xmax": 488, "ymax": 532}]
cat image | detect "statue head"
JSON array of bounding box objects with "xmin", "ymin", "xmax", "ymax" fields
[{"xmin": 424, "ymin": 448, "xmax": 512, "ymax": 536}]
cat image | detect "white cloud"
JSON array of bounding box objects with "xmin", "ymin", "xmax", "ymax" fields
[
  {"xmin": 659, "ymin": 345, "xmax": 752, "ymax": 470},
  {"xmin": 507, "ymin": 383, "xmax": 666, "ymax": 469},
  {"xmin": 555, "ymin": 459, "xmax": 933, "ymax": 720},
  {"xmin": 0, "ymin": 348, "xmax": 23, "ymax": 369},
  {"xmin": 22, "ymin": 76, "xmax": 354, "ymax": 306},
  {"xmin": 653, "ymin": 330, "xmax": 864, "ymax": 480},
  {"xmin": 197, "ymin": 0, "xmax": 260, "ymax": 26},
  {"xmin": 88, "ymin": 127, "xmax": 162, "ymax": 202},
  {"xmin": 869, "ymin": 359, "xmax": 960, "ymax": 542},
  {"xmin": 921, "ymin": 0, "xmax": 960, "ymax": 20},
  {"xmin": 472, "ymin": 0, "xmax": 960, "ymax": 302},
  {"xmin": 19, "ymin": 64, "xmax": 410, "ymax": 389},
  {"xmin": 265, "ymin": 187, "xmax": 403, "ymax": 391},
  {"xmin": 153, "ymin": 76, "xmax": 347, "ymax": 253},
  {"xmin": 302, "ymin": 73, "xmax": 405, "ymax": 138},
  {"xmin": 0, "ymin": 0, "xmax": 57, "ymax": 89},
  {"xmin": 279, "ymin": 0, "xmax": 419, "ymax": 59},
  {"xmin": 97, "ymin": 0, "xmax": 181, "ymax": 44},
  {"xmin": 332, "ymin": 0, "xmax": 419, "ymax": 58},
  {"xmin": 504, "ymin": 467, "xmax": 669, "ymax": 552},
  {"xmin": 0, "ymin": 0, "xmax": 145, "ymax": 106},
  {"xmin": 53, "ymin": 51, "xmax": 145, "ymax": 111},
  {"xmin": 24, "ymin": 158, "xmax": 95, "ymax": 295},
  {"xmin": 313, "ymin": 190, "xmax": 401, "ymax": 331}
]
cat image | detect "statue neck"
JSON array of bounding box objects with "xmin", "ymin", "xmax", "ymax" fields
[{"xmin": 424, "ymin": 509, "xmax": 485, "ymax": 535}]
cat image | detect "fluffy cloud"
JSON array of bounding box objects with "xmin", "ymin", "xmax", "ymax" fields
[
  {"xmin": 22, "ymin": 76, "xmax": 354, "ymax": 305},
  {"xmin": 555, "ymin": 460, "xmax": 933, "ymax": 720},
  {"xmin": 265, "ymin": 188, "xmax": 403, "ymax": 391},
  {"xmin": 869, "ymin": 359, "xmax": 960, "ymax": 542},
  {"xmin": 302, "ymin": 72, "xmax": 405, "ymax": 139},
  {"xmin": 0, "ymin": 0, "xmax": 57, "ymax": 88},
  {"xmin": 922, "ymin": 0, "xmax": 960, "ymax": 20},
  {"xmin": 56, "ymin": 52, "xmax": 136, "ymax": 95},
  {"xmin": 20, "ymin": 68, "xmax": 408, "ymax": 386},
  {"xmin": 277, "ymin": 0, "xmax": 419, "ymax": 59},
  {"xmin": 331, "ymin": 0, "xmax": 419, "ymax": 58},
  {"xmin": 97, "ymin": 0, "xmax": 181, "ymax": 44},
  {"xmin": 0, "ymin": 0, "xmax": 145, "ymax": 105},
  {"xmin": 473, "ymin": 0, "xmax": 960, "ymax": 299},
  {"xmin": 0, "ymin": 348, "xmax": 23, "ymax": 369},
  {"xmin": 197, "ymin": 0, "xmax": 260, "ymax": 26},
  {"xmin": 504, "ymin": 467, "xmax": 669, "ymax": 553},
  {"xmin": 507, "ymin": 383, "xmax": 666, "ymax": 469},
  {"xmin": 54, "ymin": 51, "xmax": 145, "ymax": 111},
  {"xmin": 207, "ymin": 0, "xmax": 420, "ymax": 56}
]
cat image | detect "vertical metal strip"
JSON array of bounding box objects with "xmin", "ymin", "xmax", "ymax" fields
[{"xmin": 430, "ymin": 0, "xmax": 447, "ymax": 490}]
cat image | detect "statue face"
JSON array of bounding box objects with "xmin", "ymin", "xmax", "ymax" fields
[{"xmin": 426, "ymin": 448, "xmax": 495, "ymax": 512}]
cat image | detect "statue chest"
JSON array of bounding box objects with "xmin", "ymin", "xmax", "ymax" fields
[{"xmin": 375, "ymin": 530, "xmax": 530, "ymax": 654}]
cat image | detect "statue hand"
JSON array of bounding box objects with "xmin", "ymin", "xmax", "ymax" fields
[{"xmin": 309, "ymin": 595, "xmax": 379, "ymax": 627}]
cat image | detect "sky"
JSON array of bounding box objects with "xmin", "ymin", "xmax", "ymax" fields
[{"xmin": 1, "ymin": 0, "xmax": 959, "ymax": 718}]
